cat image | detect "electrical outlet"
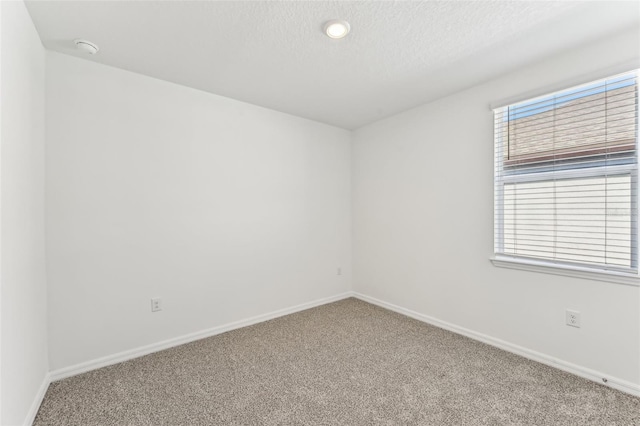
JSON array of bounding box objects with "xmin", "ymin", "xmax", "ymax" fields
[
  {"xmin": 337, "ymin": 267, "xmax": 342, "ymax": 276},
  {"xmin": 151, "ymin": 297, "xmax": 162, "ymax": 312},
  {"xmin": 566, "ymin": 309, "xmax": 580, "ymax": 328}
]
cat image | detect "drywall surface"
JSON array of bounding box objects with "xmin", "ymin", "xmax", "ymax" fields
[
  {"xmin": 352, "ymin": 28, "xmax": 640, "ymax": 386},
  {"xmin": 1, "ymin": 1, "xmax": 48, "ymax": 424},
  {"xmin": 45, "ymin": 52, "xmax": 352, "ymax": 370}
]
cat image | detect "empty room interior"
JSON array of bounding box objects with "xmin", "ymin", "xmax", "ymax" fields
[{"xmin": 2, "ymin": 0, "xmax": 640, "ymax": 425}]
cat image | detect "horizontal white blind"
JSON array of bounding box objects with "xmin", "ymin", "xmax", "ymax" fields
[{"xmin": 494, "ymin": 71, "xmax": 639, "ymax": 274}]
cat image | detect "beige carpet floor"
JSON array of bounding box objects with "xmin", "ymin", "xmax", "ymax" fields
[{"xmin": 34, "ymin": 298, "xmax": 639, "ymax": 425}]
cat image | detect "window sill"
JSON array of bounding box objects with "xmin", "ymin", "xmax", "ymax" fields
[{"xmin": 490, "ymin": 256, "xmax": 640, "ymax": 287}]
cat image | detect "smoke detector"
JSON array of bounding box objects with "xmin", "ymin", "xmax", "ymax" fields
[{"xmin": 74, "ymin": 39, "xmax": 99, "ymax": 55}]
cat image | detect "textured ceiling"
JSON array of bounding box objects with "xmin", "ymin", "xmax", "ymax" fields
[{"xmin": 25, "ymin": 1, "xmax": 640, "ymax": 129}]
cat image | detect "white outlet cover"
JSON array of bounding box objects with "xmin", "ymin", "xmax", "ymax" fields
[
  {"xmin": 566, "ymin": 309, "xmax": 581, "ymax": 328},
  {"xmin": 151, "ymin": 298, "xmax": 162, "ymax": 312}
]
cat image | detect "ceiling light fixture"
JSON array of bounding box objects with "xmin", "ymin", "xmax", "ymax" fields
[
  {"xmin": 74, "ymin": 39, "xmax": 99, "ymax": 55},
  {"xmin": 323, "ymin": 20, "xmax": 350, "ymax": 39}
]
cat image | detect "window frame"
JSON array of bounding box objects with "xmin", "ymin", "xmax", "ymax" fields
[{"xmin": 492, "ymin": 70, "xmax": 640, "ymax": 286}]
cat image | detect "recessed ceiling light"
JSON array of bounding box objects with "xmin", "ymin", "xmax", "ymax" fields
[
  {"xmin": 74, "ymin": 39, "xmax": 99, "ymax": 55},
  {"xmin": 324, "ymin": 20, "xmax": 350, "ymax": 39}
]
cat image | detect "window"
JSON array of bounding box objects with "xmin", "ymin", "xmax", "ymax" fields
[{"xmin": 493, "ymin": 71, "xmax": 639, "ymax": 281}]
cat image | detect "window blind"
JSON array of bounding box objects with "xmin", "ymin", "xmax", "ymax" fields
[{"xmin": 494, "ymin": 70, "xmax": 639, "ymax": 275}]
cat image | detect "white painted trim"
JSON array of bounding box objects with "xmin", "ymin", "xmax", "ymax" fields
[
  {"xmin": 49, "ymin": 292, "xmax": 353, "ymax": 382},
  {"xmin": 23, "ymin": 373, "xmax": 51, "ymax": 426},
  {"xmin": 47, "ymin": 290, "xmax": 639, "ymax": 402},
  {"xmin": 352, "ymin": 292, "xmax": 640, "ymax": 397},
  {"xmin": 491, "ymin": 256, "xmax": 640, "ymax": 287}
]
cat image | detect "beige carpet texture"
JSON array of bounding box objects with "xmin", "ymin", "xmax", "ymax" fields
[{"xmin": 34, "ymin": 298, "xmax": 639, "ymax": 425}]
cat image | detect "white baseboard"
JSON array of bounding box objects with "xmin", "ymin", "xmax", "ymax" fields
[
  {"xmin": 352, "ymin": 292, "xmax": 640, "ymax": 397},
  {"xmin": 23, "ymin": 373, "xmax": 51, "ymax": 426},
  {"xmin": 47, "ymin": 289, "xmax": 640, "ymax": 402},
  {"xmin": 50, "ymin": 292, "xmax": 353, "ymax": 382}
]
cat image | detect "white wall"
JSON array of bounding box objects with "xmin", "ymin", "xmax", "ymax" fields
[
  {"xmin": 45, "ymin": 52, "xmax": 352, "ymax": 371},
  {"xmin": 352, "ymin": 28, "xmax": 640, "ymax": 387},
  {"xmin": 0, "ymin": 1, "xmax": 48, "ymax": 424}
]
